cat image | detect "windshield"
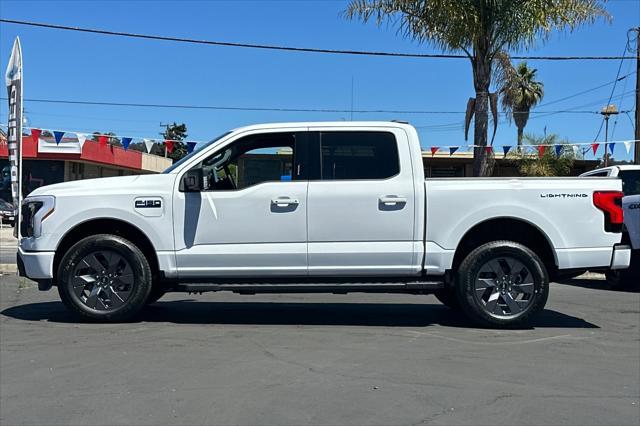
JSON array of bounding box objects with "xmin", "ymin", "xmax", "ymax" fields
[
  {"xmin": 162, "ymin": 131, "xmax": 232, "ymax": 174},
  {"xmin": 619, "ymin": 170, "xmax": 640, "ymax": 196}
]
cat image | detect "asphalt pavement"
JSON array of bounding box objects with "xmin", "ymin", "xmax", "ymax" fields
[{"xmin": 0, "ymin": 273, "xmax": 638, "ymax": 426}]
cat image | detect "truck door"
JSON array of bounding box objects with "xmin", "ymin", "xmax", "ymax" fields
[
  {"xmin": 306, "ymin": 128, "xmax": 417, "ymax": 276},
  {"xmin": 173, "ymin": 130, "xmax": 309, "ymax": 278}
]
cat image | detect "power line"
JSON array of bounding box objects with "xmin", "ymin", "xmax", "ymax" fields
[
  {"xmin": 0, "ymin": 18, "xmax": 634, "ymax": 61},
  {"xmin": 591, "ymin": 36, "xmax": 630, "ymax": 142},
  {"xmin": 0, "ymin": 96, "xmax": 621, "ymax": 115},
  {"xmin": 536, "ymin": 72, "xmax": 636, "ymax": 108}
]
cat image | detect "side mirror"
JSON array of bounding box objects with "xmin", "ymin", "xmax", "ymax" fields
[{"xmin": 180, "ymin": 168, "xmax": 203, "ymax": 192}]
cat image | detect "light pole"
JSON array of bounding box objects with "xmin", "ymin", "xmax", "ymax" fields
[{"xmin": 601, "ymin": 104, "xmax": 619, "ymax": 167}]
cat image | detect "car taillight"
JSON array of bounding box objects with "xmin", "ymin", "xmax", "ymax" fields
[{"xmin": 593, "ymin": 191, "xmax": 624, "ymax": 232}]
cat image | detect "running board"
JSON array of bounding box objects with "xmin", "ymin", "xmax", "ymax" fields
[{"xmin": 173, "ymin": 280, "xmax": 444, "ymax": 295}]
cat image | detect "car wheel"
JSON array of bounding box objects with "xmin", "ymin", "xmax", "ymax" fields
[
  {"xmin": 456, "ymin": 240, "xmax": 549, "ymax": 328},
  {"xmin": 57, "ymin": 234, "xmax": 152, "ymax": 322},
  {"xmin": 434, "ymin": 288, "xmax": 460, "ymax": 310}
]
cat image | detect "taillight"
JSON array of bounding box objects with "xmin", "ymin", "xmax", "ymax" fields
[{"xmin": 593, "ymin": 191, "xmax": 624, "ymax": 232}]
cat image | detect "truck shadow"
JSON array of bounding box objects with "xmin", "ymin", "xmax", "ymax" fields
[
  {"xmin": 1, "ymin": 300, "xmax": 599, "ymax": 329},
  {"xmin": 558, "ymin": 278, "xmax": 640, "ymax": 293}
]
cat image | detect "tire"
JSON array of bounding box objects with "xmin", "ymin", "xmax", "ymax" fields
[
  {"xmin": 455, "ymin": 240, "xmax": 549, "ymax": 328},
  {"xmin": 57, "ymin": 234, "xmax": 153, "ymax": 322},
  {"xmin": 434, "ymin": 288, "xmax": 461, "ymax": 310}
]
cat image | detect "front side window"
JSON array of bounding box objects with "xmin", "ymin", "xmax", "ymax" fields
[
  {"xmin": 319, "ymin": 131, "xmax": 399, "ymax": 180},
  {"xmin": 193, "ymin": 132, "xmax": 297, "ymax": 191}
]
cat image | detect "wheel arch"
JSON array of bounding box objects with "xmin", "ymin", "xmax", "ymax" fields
[
  {"xmin": 53, "ymin": 218, "xmax": 160, "ymax": 281},
  {"xmin": 451, "ymin": 217, "xmax": 557, "ymax": 276}
]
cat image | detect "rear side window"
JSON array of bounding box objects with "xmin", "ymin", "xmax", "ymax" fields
[
  {"xmin": 619, "ymin": 170, "xmax": 640, "ymax": 196},
  {"xmin": 319, "ymin": 131, "xmax": 399, "ymax": 180}
]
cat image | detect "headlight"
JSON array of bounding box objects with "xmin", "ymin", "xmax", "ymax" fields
[{"xmin": 20, "ymin": 196, "xmax": 55, "ymax": 238}]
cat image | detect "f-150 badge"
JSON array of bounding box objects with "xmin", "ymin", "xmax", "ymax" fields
[{"xmin": 135, "ymin": 199, "xmax": 162, "ymax": 208}]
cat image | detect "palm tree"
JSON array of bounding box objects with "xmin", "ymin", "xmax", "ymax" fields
[
  {"xmin": 344, "ymin": 0, "xmax": 607, "ymax": 176},
  {"xmin": 498, "ymin": 61, "xmax": 544, "ymax": 148}
]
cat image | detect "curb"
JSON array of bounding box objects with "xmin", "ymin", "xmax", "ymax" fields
[{"xmin": 0, "ymin": 263, "xmax": 17, "ymax": 274}]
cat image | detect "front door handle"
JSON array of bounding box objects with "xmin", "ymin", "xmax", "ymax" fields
[
  {"xmin": 271, "ymin": 198, "xmax": 299, "ymax": 207},
  {"xmin": 379, "ymin": 196, "xmax": 407, "ymax": 205}
]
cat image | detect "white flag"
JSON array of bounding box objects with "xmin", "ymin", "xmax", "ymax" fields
[
  {"xmin": 5, "ymin": 37, "xmax": 23, "ymax": 238},
  {"xmin": 76, "ymin": 133, "xmax": 87, "ymax": 149},
  {"xmin": 143, "ymin": 138, "xmax": 154, "ymax": 153},
  {"xmin": 623, "ymin": 141, "xmax": 632, "ymax": 154}
]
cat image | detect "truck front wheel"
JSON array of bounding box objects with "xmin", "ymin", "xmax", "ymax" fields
[
  {"xmin": 57, "ymin": 234, "xmax": 153, "ymax": 322},
  {"xmin": 456, "ymin": 241, "xmax": 549, "ymax": 328}
]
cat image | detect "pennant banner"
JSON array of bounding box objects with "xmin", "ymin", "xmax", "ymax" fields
[
  {"xmin": 537, "ymin": 145, "xmax": 547, "ymax": 158},
  {"xmin": 607, "ymin": 142, "xmax": 615, "ymax": 156},
  {"xmin": 76, "ymin": 133, "xmax": 87, "ymax": 150},
  {"xmin": 502, "ymin": 146, "xmax": 511, "ymax": 156},
  {"xmin": 143, "ymin": 138, "xmax": 154, "ymax": 153},
  {"xmin": 186, "ymin": 141, "xmax": 197, "ymax": 154},
  {"xmin": 449, "ymin": 146, "xmax": 459, "ymax": 156},
  {"xmin": 591, "ymin": 143, "xmax": 600, "ymax": 156},
  {"xmin": 122, "ymin": 137, "xmax": 132, "ymax": 151},
  {"xmin": 31, "ymin": 128, "xmax": 41, "ymax": 145},
  {"xmin": 555, "ymin": 145, "xmax": 563, "ymax": 157},
  {"xmin": 430, "ymin": 146, "xmax": 439, "ymax": 156},
  {"xmin": 98, "ymin": 135, "xmax": 108, "ymax": 147},
  {"xmin": 624, "ymin": 141, "xmax": 632, "ymax": 154},
  {"xmin": 485, "ymin": 146, "xmax": 493, "ymax": 155},
  {"xmin": 53, "ymin": 131, "xmax": 65, "ymax": 145},
  {"xmin": 165, "ymin": 140, "xmax": 174, "ymax": 154}
]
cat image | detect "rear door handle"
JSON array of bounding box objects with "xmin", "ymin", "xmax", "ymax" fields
[
  {"xmin": 379, "ymin": 196, "xmax": 407, "ymax": 205},
  {"xmin": 271, "ymin": 198, "xmax": 299, "ymax": 207}
]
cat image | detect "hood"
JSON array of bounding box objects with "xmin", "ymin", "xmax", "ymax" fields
[{"xmin": 27, "ymin": 174, "xmax": 176, "ymax": 198}]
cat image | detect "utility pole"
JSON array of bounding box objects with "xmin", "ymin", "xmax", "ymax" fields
[
  {"xmin": 160, "ymin": 122, "xmax": 170, "ymax": 158},
  {"xmin": 601, "ymin": 104, "xmax": 619, "ymax": 167},
  {"xmin": 634, "ymin": 27, "xmax": 640, "ymax": 165}
]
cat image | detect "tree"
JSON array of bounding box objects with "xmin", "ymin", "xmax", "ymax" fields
[
  {"xmin": 344, "ymin": 0, "xmax": 608, "ymax": 176},
  {"xmin": 507, "ymin": 133, "xmax": 577, "ymax": 176},
  {"xmin": 496, "ymin": 59, "xmax": 544, "ymax": 148},
  {"xmin": 161, "ymin": 122, "xmax": 188, "ymax": 162}
]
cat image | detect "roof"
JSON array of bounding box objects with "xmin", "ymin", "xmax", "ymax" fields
[{"xmin": 233, "ymin": 121, "xmax": 416, "ymax": 132}]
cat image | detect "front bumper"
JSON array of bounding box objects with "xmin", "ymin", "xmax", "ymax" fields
[
  {"xmin": 610, "ymin": 245, "xmax": 632, "ymax": 270},
  {"xmin": 17, "ymin": 247, "xmax": 55, "ymax": 280}
]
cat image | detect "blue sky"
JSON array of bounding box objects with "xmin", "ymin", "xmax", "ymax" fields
[{"xmin": 1, "ymin": 0, "xmax": 639, "ymax": 160}]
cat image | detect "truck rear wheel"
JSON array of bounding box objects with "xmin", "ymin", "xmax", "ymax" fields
[
  {"xmin": 57, "ymin": 234, "xmax": 152, "ymax": 322},
  {"xmin": 456, "ymin": 241, "xmax": 549, "ymax": 328}
]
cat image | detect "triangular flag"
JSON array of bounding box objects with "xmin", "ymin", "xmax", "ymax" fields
[
  {"xmin": 555, "ymin": 144, "xmax": 563, "ymax": 157},
  {"xmin": 122, "ymin": 137, "xmax": 132, "ymax": 151},
  {"xmin": 186, "ymin": 141, "xmax": 197, "ymax": 154},
  {"xmin": 76, "ymin": 133, "xmax": 87, "ymax": 149},
  {"xmin": 53, "ymin": 131, "xmax": 64, "ymax": 145},
  {"xmin": 591, "ymin": 143, "xmax": 600, "ymax": 156},
  {"xmin": 623, "ymin": 141, "xmax": 632, "ymax": 154},
  {"xmin": 143, "ymin": 138, "xmax": 154, "ymax": 153},
  {"xmin": 485, "ymin": 146, "xmax": 493, "ymax": 155},
  {"xmin": 165, "ymin": 140, "xmax": 174, "ymax": 154},
  {"xmin": 607, "ymin": 142, "xmax": 615, "ymax": 156},
  {"xmin": 537, "ymin": 145, "xmax": 547, "ymax": 157},
  {"xmin": 98, "ymin": 135, "xmax": 108, "ymax": 147},
  {"xmin": 449, "ymin": 146, "xmax": 459, "ymax": 156},
  {"xmin": 430, "ymin": 146, "xmax": 439, "ymax": 156},
  {"xmin": 30, "ymin": 128, "xmax": 42, "ymax": 144},
  {"xmin": 502, "ymin": 146, "xmax": 512, "ymax": 156}
]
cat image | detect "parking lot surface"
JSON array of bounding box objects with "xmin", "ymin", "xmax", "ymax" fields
[{"xmin": 0, "ymin": 274, "xmax": 638, "ymax": 426}]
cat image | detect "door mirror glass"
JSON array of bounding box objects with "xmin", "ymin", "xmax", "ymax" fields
[{"xmin": 180, "ymin": 168, "xmax": 204, "ymax": 192}]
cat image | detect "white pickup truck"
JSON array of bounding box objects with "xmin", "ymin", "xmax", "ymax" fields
[{"xmin": 17, "ymin": 121, "xmax": 631, "ymax": 327}]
